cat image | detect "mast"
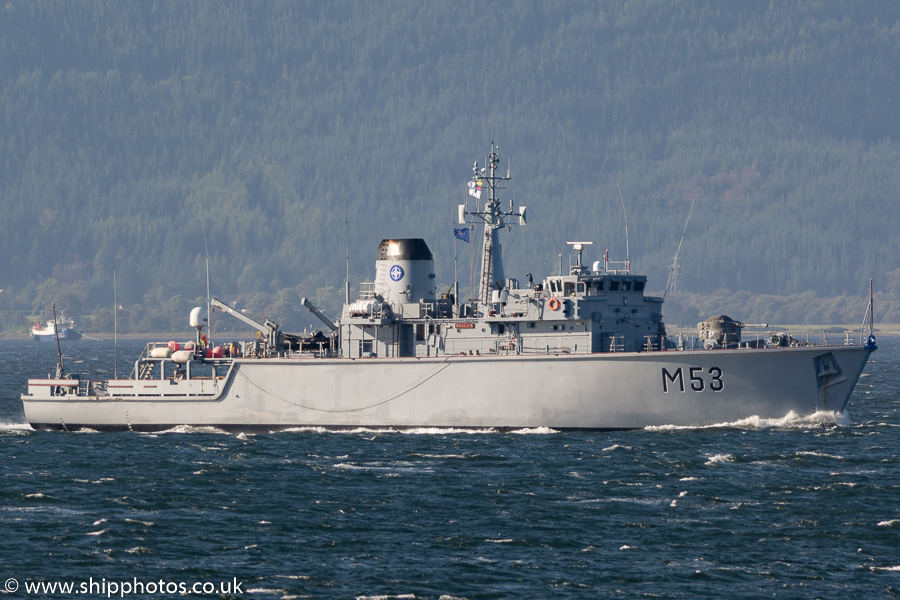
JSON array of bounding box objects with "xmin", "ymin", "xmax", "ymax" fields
[
  {"xmin": 114, "ymin": 270, "xmax": 117, "ymax": 378},
  {"xmin": 869, "ymin": 277, "xmax": 875, "ymax": 335},
  {"xmin": 52, "ymin": 303, "xmax": 64, "ymax": 378},
  {"xmin": 458, "ymin": 143, "xmax": 526, "ymax": 305},
  {"xmin": 864, "ymin": 278, "xmax": 877, "ymax": 350}
]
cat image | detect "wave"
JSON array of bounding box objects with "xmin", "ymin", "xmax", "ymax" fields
[
  {"xmin": 400, "ymin": 427, "xmax": 498, "ymax": 435},
  {"xmin": 705, "ymin": 453, "xmax": 735, "ymax": 466},
  {"xmin": 509, "ymin": 426, "xmax": 558, "ymax": 434},
  {"xmin": 0, "ymin": 421, "xmax": 33, "ymax": 433},
  {"xmin": 644, "ymin": 410, "xmax": 849, "ymax": 432},
  {"xmin": 0, "ymin": 410, "xmax": 849, "ymax": 436},
  {"xmin": 602, "ymin": 444, "xmax": 634, "ymax": 451},
  {"xmin": 408, "ymin": 453, "xmax": 471, "ymax": 459},
  {"xmin": 280, "ymin": 426, "xmax": 328, "ymax": 434},
  {"xmin": 276, "ymin": 426, "xmax": 500, "ymax": 435},
  {"xmin": 154, "ymin": 425, "xmax": 231, "ymax": 435},
  {"xmin": 279, "ymin": 425, "xmax": 559, "ymax": 435},
  {"xmin": 796, "ymin": 450, "xmax": 845, "ymax": 460}
]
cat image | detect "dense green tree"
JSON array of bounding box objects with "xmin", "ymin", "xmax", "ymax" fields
[{"xmin": 1, "ymin": 0, "xmax": 899, "ymax": 333}]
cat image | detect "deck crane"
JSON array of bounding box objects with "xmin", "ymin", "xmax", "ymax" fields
[{"xmin": 209, "ymin": 298, "xmax": 286, "ymax": 356}]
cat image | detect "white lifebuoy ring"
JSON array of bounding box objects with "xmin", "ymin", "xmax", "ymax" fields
[{"xmin": 548, "ymin": 298, "xmax": 561, "ymax": 311}]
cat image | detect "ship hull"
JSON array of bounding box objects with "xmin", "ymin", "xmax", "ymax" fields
[{"xmin": 23, "ymin": 345, "xmax": 872, "ymax": 431}]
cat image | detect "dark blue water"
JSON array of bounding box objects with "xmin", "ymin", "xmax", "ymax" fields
[{"xmin": 1, "ymin": 337, "xmax": 898, "ymax": 599}]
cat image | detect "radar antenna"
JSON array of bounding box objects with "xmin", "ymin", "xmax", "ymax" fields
[{"xmin": 566, "ymin": 242, "xmax": 594, "ymax": 275}]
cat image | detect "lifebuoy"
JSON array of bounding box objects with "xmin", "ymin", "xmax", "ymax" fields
[{"xmin": 548, "ymin": 298, "xmax": 561, "ymax": 311}]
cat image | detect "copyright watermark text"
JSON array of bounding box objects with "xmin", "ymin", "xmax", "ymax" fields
[{"xmin": 3, "ymin": 576, "xmax": 243, "ymax": 597}]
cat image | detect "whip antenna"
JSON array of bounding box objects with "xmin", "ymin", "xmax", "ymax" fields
[
  {"xmin": 201, "ymin": 220, "xmax": 211, "ymax": 348},
  {"xmin": 617, "ymin": 182, "xmax": 630, "ymax": 271},
  {"xmin": 664, "ymin": 197, "xmax": 695, "ymax": 300},
  {"xmin": 114, "ymin": 270, "xmax": 117, "ymax": 378},
  {"xmin": 344, "ymin": 190, "xmax": 351, "ymax": 304}
]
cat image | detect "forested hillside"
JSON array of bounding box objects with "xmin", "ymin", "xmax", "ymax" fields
[{"xmin": 1, "ymin": 0, "xmax": 899, "ymax": 334}]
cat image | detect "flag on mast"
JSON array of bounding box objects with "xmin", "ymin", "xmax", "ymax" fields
[
  {"xmin": 454, "ymin": 228, "xmax": 470, "ymax": 243},
  {"xmin": 467, "ymin": 180, "xmax": 482, "ymax": 200}
]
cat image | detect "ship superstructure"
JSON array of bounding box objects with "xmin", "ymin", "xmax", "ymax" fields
[{"xmin": 338, "ymin": 143, "xmax": 664, "ymax": 360}]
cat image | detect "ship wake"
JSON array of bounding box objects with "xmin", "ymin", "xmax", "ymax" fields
[
  {"xmin": 0, "ymin": 420, "xmax": 33, "ymax": 434},
  {"xmin": 644, "ymin": 410, "xmax": 850, "ymax": 432}
]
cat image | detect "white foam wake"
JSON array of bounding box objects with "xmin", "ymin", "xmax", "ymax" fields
[
  {"xmin": 644, "ymin": 410, "xmax": 849, "ymax": 432},
  {"xmin": 0, "ymin": 421, "xmax": 33, "ymax": 433}
]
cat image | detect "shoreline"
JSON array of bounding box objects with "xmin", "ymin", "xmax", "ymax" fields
[
  {"xmin": 0, "ymin": 331, "xmax": 194, "ymax": 341},
  {"xmin": 4, "ymin": 326, "xmax": 899, "ymax": 342}
]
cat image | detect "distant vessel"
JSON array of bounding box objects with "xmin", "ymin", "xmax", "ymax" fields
[
  {"xmin": 22, "ymin": 145, "xmax": 876, "ymax": 431},
  {"xmin": 30, "ymin": 312, "xmax": 82, "ymax": 341}
]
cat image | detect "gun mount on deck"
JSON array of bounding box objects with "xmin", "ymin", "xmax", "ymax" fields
[{"xmin": 697, "ymin": 315, "xmax": 769, "ymax": 349}]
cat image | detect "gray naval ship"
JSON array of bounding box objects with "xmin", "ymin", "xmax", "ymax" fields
[{"xmin": 23, "ymin": 144, "xmax": 877, "ymax": 431}]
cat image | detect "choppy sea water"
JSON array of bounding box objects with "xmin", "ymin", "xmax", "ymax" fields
[{"xmin": 1, "ymin": 337, "xmax": 898, "ymax": 599}]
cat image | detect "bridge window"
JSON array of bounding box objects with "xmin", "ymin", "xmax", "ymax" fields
[
  {"xmin": 564, "ymin": 282, "xmax": 575, "ymax": 296},
  {"xmin": 609, "ymin": 280, "xmax": 620, "ymax": 291}
]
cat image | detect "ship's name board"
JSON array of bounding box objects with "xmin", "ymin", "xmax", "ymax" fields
[
  {"xmin": 455, "ymin": 322, "xmax": 476, "ymax": 329},
  {"xmin": 661, "ymin": 366, "xmax": 724, "ymax": 393}
]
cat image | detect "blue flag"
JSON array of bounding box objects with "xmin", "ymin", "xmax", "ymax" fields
[{"xmin": 454, "ymin": 227, "xmax": 469, "ymax": 243}]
